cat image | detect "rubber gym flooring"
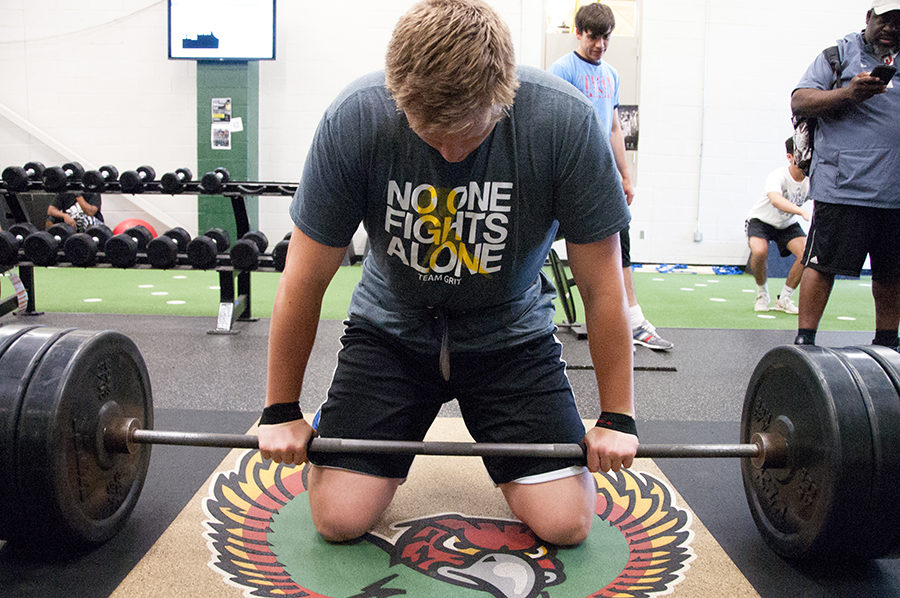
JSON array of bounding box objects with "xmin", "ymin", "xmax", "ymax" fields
[{"xmin": 1, "ymin": 309, "xmax": 899, "ymax": 596}]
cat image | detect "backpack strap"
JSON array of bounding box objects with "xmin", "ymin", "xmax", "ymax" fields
[{"xmin": 822, "ymin": 45, "xmax": 843, "ymax": 89}]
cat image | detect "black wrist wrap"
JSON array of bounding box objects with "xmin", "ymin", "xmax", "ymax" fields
[
  {"xmin": 596, "ymin": 412, "xmax": 638, "ymax": 437},
  {"xmin": 260, "ymin": 402, "xmax": 304, "ymax": 425}
]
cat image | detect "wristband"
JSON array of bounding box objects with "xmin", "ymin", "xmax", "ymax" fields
[
  {"xmin": 260, "ymin": 402, "xmax": 304, "ymax": 425},
  {"xmin": 595, "ymin": 412, "xmax": 638, "ymax": 437}
]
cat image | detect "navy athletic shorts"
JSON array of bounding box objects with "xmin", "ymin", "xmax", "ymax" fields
[
  {"xmin": 802, "ymin": 203, "xmax": 900, "ymax": 279},
  {"xmin": 310, "ymin": 319, "xmax": 587, "ymax": 484},
  {"xmin": 745, "ymin": 219, "xmax": 806, "ymax": 257}
]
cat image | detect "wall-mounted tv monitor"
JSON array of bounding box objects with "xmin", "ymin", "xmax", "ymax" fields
[{"xmin": 168, "ymin": 0, "xmax": 276, "ymax": 61}]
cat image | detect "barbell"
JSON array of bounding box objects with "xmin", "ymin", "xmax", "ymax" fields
[{"xmin": 0, "ymin": 324, "xmax": 898, "ymax": 564}]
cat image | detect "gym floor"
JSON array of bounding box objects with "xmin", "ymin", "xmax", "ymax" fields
[{"xmin": 1, "ymin": 310, "xmax": 899, "ymax": 597}]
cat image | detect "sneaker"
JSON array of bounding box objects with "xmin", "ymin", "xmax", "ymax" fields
[
  {"xmin": 633, "ymin": 320, "xmax": 674, "ymax": 351},
  {"xmin": 794, "ymin": 334, "xmax": 814, "ymax": 346},
  {"xmin": 774, "ymin": 295, "xmax": 799, "ymax": 315},
  {"xmin": 754, "ymin": 293, "xmax": 770, "ymax": 312}
]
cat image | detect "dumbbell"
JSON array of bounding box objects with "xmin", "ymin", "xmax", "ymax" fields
[
  {"xmin": 63, "ymin": 224, "xmax": 114, "ymax": 267},
  {"xmin": 186, "ymin": 228, "xmax": 230, "ymax": 269},
  {"xmin": 81, "ymin": 165, "xmax": 120, "ymax": 193},
  {"xmin": 272, "ymin": 232, "xmax": 291, "ymax": 272},
  {"xmin": 0, "ymin": 223, "xmax": 39, "ymax": 265},
  {"xmin": 22, "ymin": 223, "xmax": 75, "ymax": 266},
  {"xmin": 146, "ymin": 227, "xmax": 192, "ymax": 269},
  {"xmin": 199, "ymin": 168, "xmax": 230, "ymax": 194},
  {"xmin": 41, "ymin": 162, "xmax": 85, "ymax": 193},
  {"xmin": 1, "ymin": 162, "xmax": 46, "ymax": 193},
  {"xmin": 119, "ymin": 166, "xmax": 156, "ymax": 194},
  {"xmin": 229, "ymin": 231, "xmax": 269, "ymax": 271},
  {"xmin": 160, "ymin": 168, "xmax": 194, "ymax": 194},
  {"xmin": 104, "ymin": 225, "xmax": 154, "ymax": 268}
]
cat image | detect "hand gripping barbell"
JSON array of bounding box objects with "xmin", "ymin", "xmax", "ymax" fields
[{"xmin": 0, "ymin": 324, "xmax": 898, "ymax": 563}]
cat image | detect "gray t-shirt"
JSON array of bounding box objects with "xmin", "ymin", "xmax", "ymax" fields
[
  {"xmin": 795, "ymin": 32, "xmax": 900, "ymax": 208},
  {"xmin": 291, "ymin": 66, "xmax": 628, "ymax": 353}
]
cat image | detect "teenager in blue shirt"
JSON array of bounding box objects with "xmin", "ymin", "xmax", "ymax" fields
[{"xmin": 549, "ymin": 3, "xmax": 673, "ymax": 352}]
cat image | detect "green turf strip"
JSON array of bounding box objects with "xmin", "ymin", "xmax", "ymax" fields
[{"xmin": 7, "ymin": 265, "xmax": 875, "ymax": 331}]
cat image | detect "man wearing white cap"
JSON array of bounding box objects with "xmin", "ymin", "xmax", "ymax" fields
[{"xmin": 791, "ymin": 0, "xmax": 900, "ymax": 351}]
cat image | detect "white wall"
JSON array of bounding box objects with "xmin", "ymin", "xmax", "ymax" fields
[
  {"xmin": 634, "ymin": 0, "xmax": 869, "ymax": 264},
  {"xmin": 0, "ymin": 0, "xmax": 872, "ymax": 263}
]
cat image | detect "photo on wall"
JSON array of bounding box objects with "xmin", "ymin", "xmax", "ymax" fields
[{"xmin": 619, "ymin": 104, "xmax": 639, "ymax": 151}]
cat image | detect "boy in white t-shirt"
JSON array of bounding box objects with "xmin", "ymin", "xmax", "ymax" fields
[{"xmin": 745, "ymin": 138, "xmax": 812, "ymax": 313}]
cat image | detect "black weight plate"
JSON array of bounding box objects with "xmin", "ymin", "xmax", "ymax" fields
[
  {"xmin": 741, "ymin": 344, "xmax": 874, "ymax": 562},
  {"xmin": 16, "ymin": 328, "xmax": 153, "ymax": 549},
  {"xmin": 851, "ymin": 345, "xmax": 900, "ymax": 557},
  {"xmin": 0, "ymin": 325, "xmax": 72, "ymax": 543}
]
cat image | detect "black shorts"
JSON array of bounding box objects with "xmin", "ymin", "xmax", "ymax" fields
[
  {"xmin": 745, "ymin": 219, "xmax": 806, "ymax": 257},
  {"xmin": 311, "ymin": 320, "xmax": 587, "ymax": 484},
  {"xmin": 620, "ymin": 226, "xmax": 631, "ymax": 267},
  {"xmin": 802, "ymin": 203, "xmax": 900, "ymax": 280}
]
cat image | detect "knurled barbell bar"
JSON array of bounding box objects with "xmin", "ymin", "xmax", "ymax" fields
[
  {"xmin": 105, "ymin": 418, "xmax": 772, "ymax": 461},
  {"xmin": 0, "ymin": 324, "xmax": 898, "ymax": 563}
]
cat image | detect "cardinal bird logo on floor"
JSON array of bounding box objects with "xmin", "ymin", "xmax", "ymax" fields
[{"xmin": 203, "ymin": 451, "xmax": 694, "ymax": 597}]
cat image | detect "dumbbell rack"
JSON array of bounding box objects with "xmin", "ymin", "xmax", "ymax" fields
[{"xmin": 0, "ymin": 176, "xmax": 299, "ymax": 334}]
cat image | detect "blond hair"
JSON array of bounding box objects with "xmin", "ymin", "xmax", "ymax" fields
[{"xmin": 385, "ymin": 0, "xmax": 519, "ymax": 131}]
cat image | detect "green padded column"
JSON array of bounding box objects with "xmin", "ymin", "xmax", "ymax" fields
[{"xmin": 196, "ymin": 61, "xmax": 259, "ymax": 242}]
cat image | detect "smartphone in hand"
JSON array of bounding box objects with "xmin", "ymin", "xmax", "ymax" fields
[{"xmin": 870, "ymin": 64, "xmax": 897, "ymax": 84}]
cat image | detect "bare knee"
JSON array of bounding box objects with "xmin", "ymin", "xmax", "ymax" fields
[
  {"xmin": 313, "ymin": 510, "xmax": 375, "ymax": 543},
  {"xmin": 307, "ymin": 466, "xmax": 401, "ymax": 543},
  {"xmin": 501, "ymin": 470, "xmax": 596, "ymax": 546},
  {"xmin": 528, "ymin": 507, "xmax": 594, "ymax": 546}
]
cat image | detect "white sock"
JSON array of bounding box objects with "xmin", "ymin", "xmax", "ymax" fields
[
  {"xmin": 757, "ymin": 283, "xmax": 769, "ymax": 296},
  {"xmin": 780, "ymin": 285, "xmax": 795, "ymax": 300},
  {"xmin": 629, "ymin": 304, "xmax": 645, "ymax": 329}
]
